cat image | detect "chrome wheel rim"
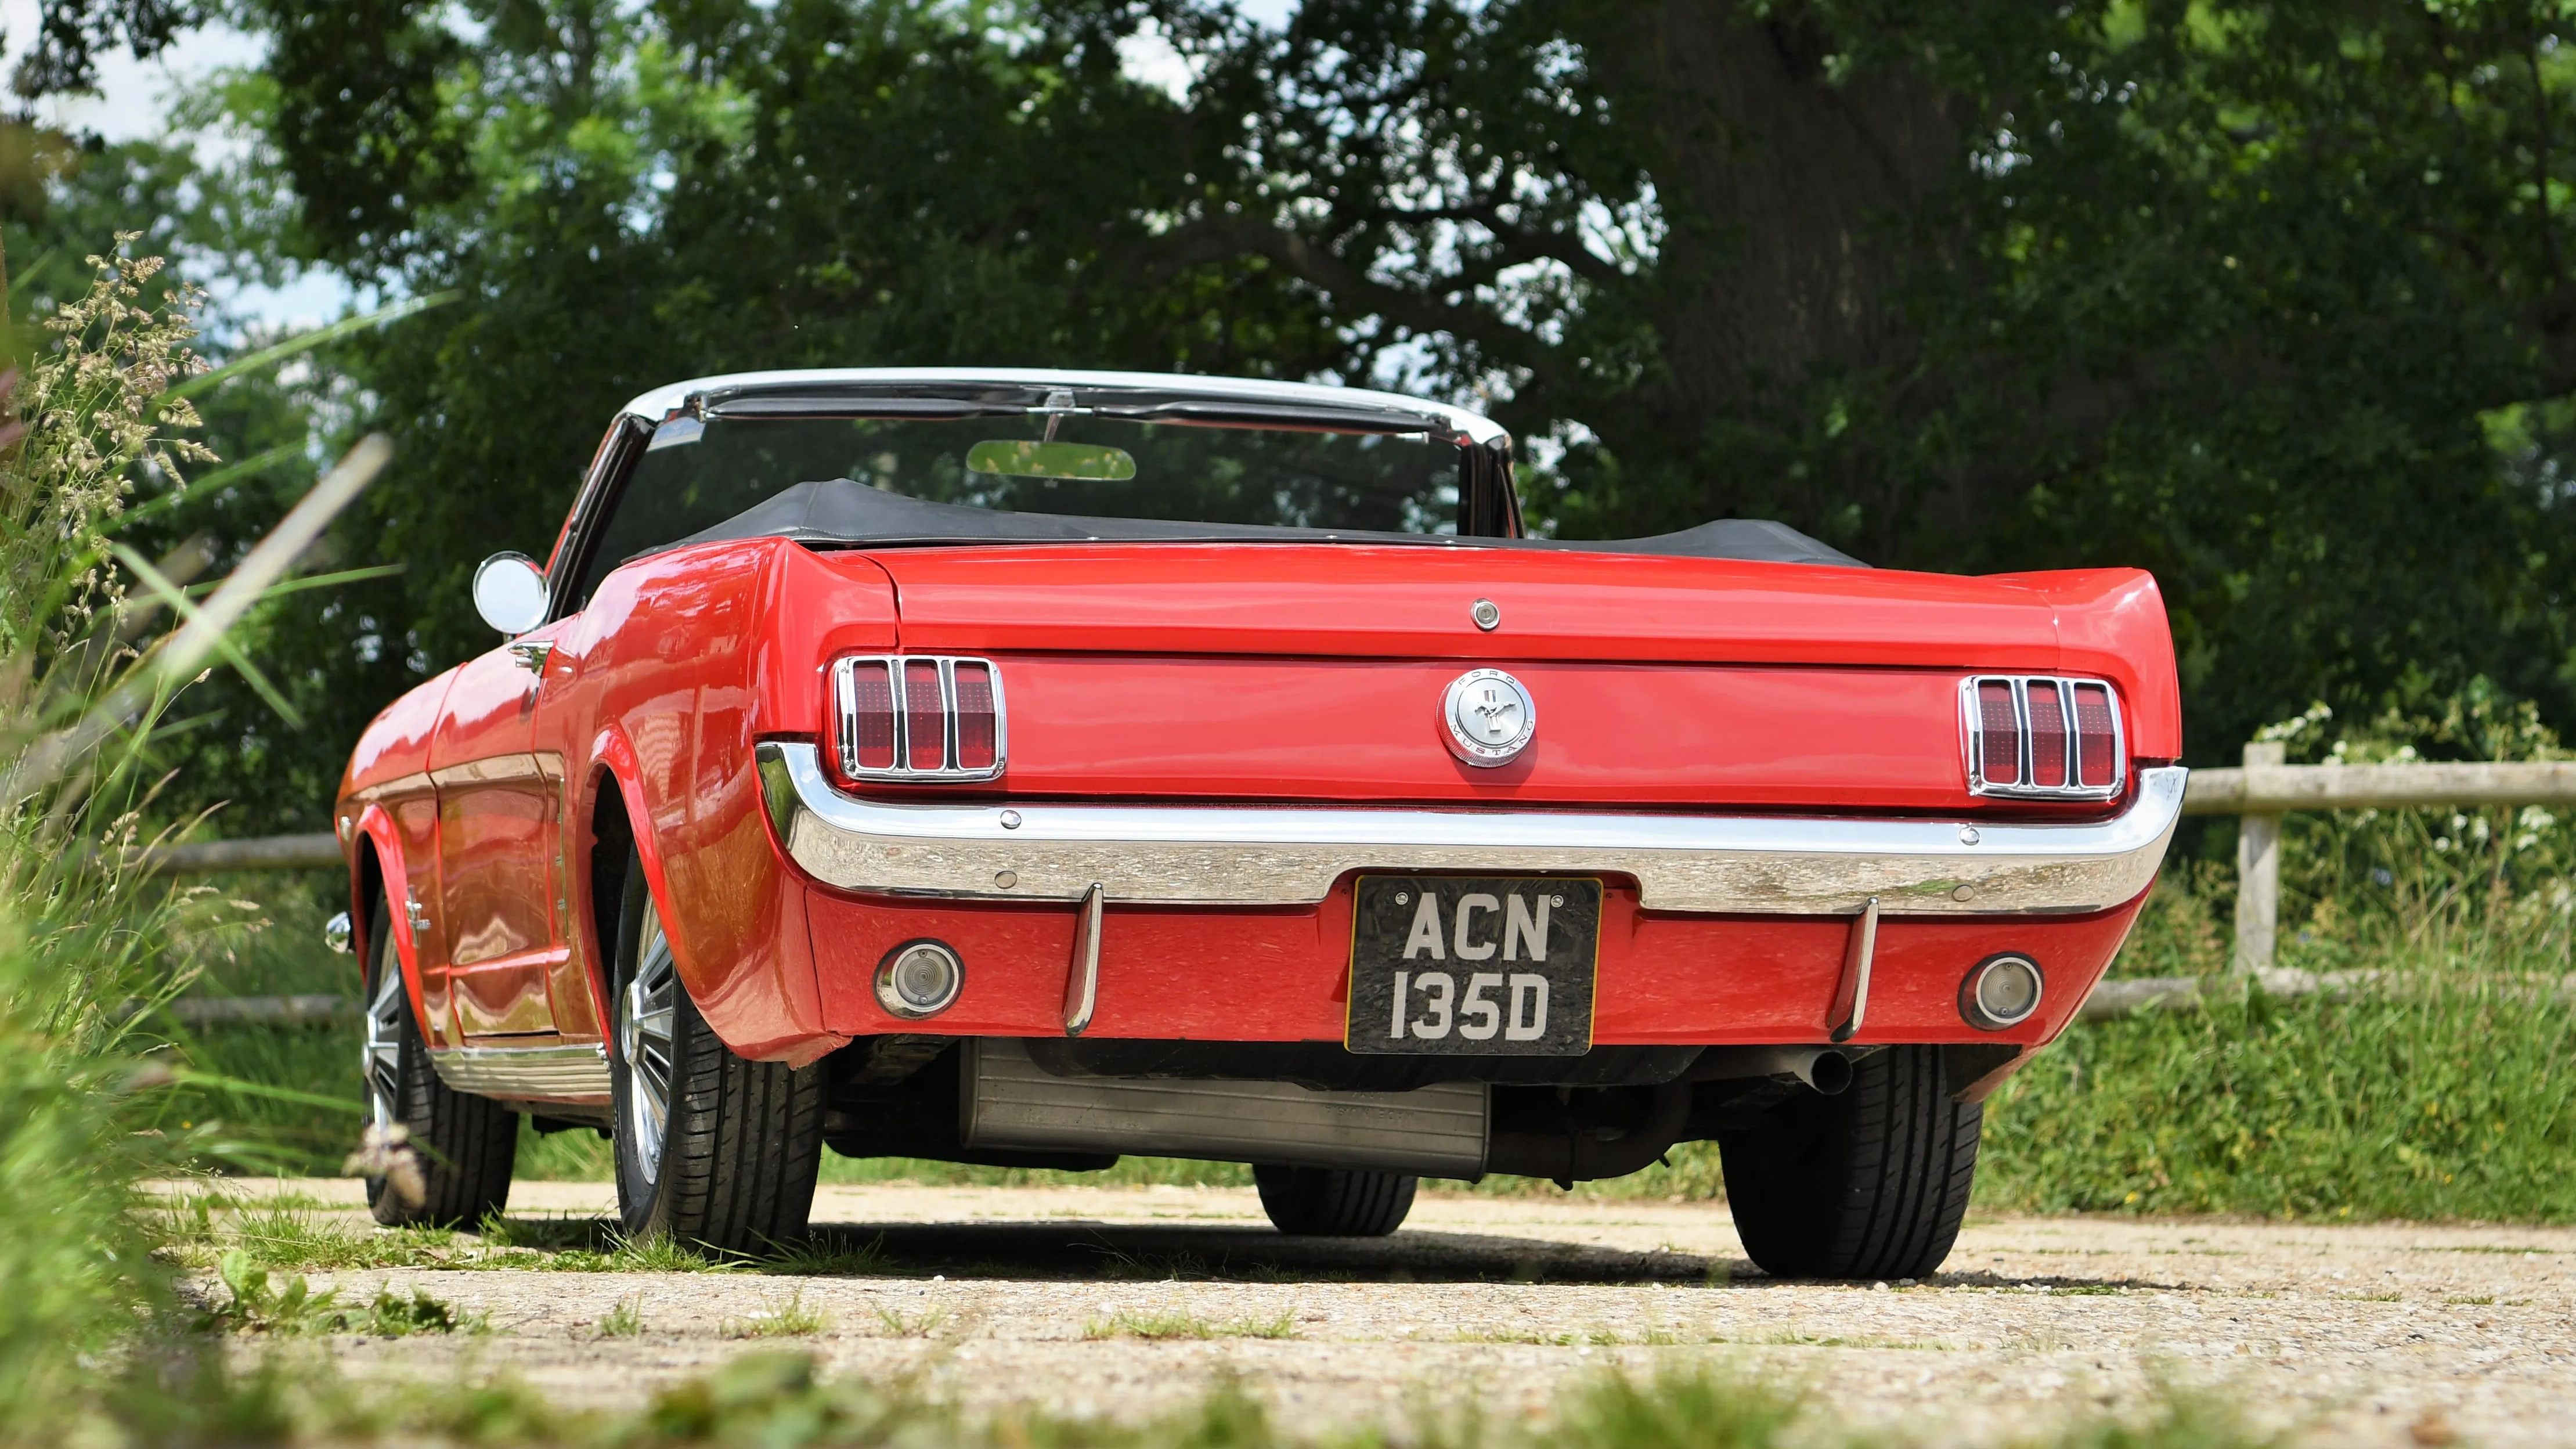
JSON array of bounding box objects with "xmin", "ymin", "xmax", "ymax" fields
[
  {"xmin": 362, "ymin": 950, "xmax": 406, "ymax": 1134},
  {"xmin": 619, "ymin": 904, "xmax": 677, "ymax": 1185}
]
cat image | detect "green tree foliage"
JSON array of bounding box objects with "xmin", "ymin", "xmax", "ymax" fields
[{"xmin": 19, "ymin": 1, "xmax": 2576, "ymax": 823}]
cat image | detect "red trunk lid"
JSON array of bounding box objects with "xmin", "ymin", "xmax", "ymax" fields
[
  {"xmin": 871, "ymin": 544, "xmax": 2062, "ymax": 668},
  {"xmin": 816, "ymin": 543, "xmax": 2175, "ymax": 812}
]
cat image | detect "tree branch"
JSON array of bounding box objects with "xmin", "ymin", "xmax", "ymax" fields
[{"xmin": 1150, "ymin": 215, "xmax": 1550, "ymax": 366}]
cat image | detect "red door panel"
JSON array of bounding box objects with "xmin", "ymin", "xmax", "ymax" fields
[{"xmin": 428, "ymin": 638, "xmax": 568, "ymax": 1040}]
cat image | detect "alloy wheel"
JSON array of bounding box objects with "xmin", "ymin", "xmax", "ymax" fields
[
  {"xmin": 363, "ymin": 950, "xmax": 407, "ymax": 1133},
  {"xmin": 619, "ymin": 904, "xmax": 679, "ymax": 1183}
]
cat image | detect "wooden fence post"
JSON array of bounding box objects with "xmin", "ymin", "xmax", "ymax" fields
[{"xmin": 2232, "ymin": 740, "xmax": 2285, "ymax": 974}]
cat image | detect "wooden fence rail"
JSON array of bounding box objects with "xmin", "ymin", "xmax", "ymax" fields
[
  {"xmin": 2178, "ymin": 745, "xmax": 2576, "ymax": 973},
  {"xmin": 146, "ymin": 752, "xmax": 2576, "ymax": 1025}
]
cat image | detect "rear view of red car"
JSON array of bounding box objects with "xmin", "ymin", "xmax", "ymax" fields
[{"xmin": 330, "ymin": 369, "xmax": 2182, "ymax": 1279}]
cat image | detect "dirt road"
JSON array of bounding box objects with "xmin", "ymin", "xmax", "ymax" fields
[{"xmin": 206, "ymin": 1178, "xmax": 2576, "ymax": 1447}]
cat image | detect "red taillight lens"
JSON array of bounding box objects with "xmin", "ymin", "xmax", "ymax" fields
[
  {"xmin": 904, "ymin": 659, "xmax": 946, "ymax": 771},
  {"xmin": 2026, "ymin": 683, "xmax": 2068, "ymax": 788},
  {"xmin": 844, "ymin": 660, "xmax": 897, "ymax": 772},
  {"xmin": 831, "ymin": 655, "xmax": 1005, "ymax": 780},
  {"xmin": 952, "ymin": 661, "xmax": 997, "ymax": 770},
  {"xmin": 1976, "ymin": 680, "xmax": 2021, "ymax": 785},
  {"xmin": 2073, "ymin": 683, "xmax": 2117, "ymax": 788}
]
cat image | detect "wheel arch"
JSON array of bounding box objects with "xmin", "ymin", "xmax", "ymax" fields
[
  {"xmin": 348, "ymin": 806, "xmax": 430, "ymax": 1037},
  {"xmin": 577, "ymin": 726, "xmax": 672, "ymax": 1035}
]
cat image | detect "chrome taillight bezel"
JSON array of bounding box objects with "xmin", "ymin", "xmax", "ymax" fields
[
  {"xmin": 1960, "ymin": 675, "xmax": 2126, "ymax": 801},
  {"xmin": 830, "ymin": 655, "xmax": 1007, "ymax": 783}
]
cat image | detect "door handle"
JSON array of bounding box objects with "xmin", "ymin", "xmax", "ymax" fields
[{"xmin": 507, "ymin": 640, "xmax": 553, "ymax": 673}]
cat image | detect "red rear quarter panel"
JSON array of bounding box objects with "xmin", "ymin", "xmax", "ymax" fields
[{"xmin": 542, "ymin": 538, "xmax": 895, "ymax": 1061}]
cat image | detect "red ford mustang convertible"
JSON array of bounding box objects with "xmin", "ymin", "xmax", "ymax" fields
[{"xmin": 332, "ymin": 368, "xmax": 2182, "ymax": 1278}]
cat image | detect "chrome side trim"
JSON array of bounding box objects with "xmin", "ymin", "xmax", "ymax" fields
[
  {"xmin": 759, "ymin": 741, "xmax": 2186, "ymax": 917},
  {"xmin": 430, "ymin": 1042, "xmax": 611, "ymax": 1100},
  {"xmin": 429, "ymin": 754, "xmax": 548, "ymax": 788},
  {"xmin": 964, "ymin": 1038, "xmax": 1488, "ymax": 1176}
]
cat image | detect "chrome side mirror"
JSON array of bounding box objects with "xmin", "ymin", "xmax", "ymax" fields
[{"xmin": 472, "ymin": 552, "xmax": 549, "ymax": 636}]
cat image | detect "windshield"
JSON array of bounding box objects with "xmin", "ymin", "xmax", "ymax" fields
[{"xmin": 576, "ymin": 409, "xmax": 1473, "ymax": 604}]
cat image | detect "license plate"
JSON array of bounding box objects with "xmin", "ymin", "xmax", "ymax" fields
[{"xmin": 1344, "ymin": 875, "xmax": 1601, "ymax": 1056}]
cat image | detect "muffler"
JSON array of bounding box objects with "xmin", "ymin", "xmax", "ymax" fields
[{"xmin": 959, "ymin": 1039, "xmax": 1488, "ymax": 1176}]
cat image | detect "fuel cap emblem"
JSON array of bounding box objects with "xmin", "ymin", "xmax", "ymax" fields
[{"xmin": 1441, "ymin": 668, "xmax": 1536, "ymax": 767}]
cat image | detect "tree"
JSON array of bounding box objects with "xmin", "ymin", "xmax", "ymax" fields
[{"xmin": 23, "ymin": 0, "xmax": 2576, "ymax": 828}]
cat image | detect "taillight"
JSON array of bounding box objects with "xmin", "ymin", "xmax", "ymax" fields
[
  {"xmin": 904, "ymin": 659, "xmax": 945, "ymax": 771},
  {"xmin": 1963, "ymin": 676, "xmax": 2126, "ymax": 799},
  {"xmin": 843, "ymin": 660, "xmax": 897, "ymax": 770},
  {"xmin": 2026, "ymin": 682, "xmax": 2068, "ymax": 788},
  {"xmin": 2072, "ymin": 682, "xmax": 2117, "ymax": 788},
  {"xmin": 953, "ymin": 661, "xmax": 998, "ymax": 771},
  {"xmin": 828, "ymin": 656, "xmax": 1008, "ymax": 783},
  {"xmin": 1975, "ymin": 681, "xmax": 2020, "ymax": 787}
]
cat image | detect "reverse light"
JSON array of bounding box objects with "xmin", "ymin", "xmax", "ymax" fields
[
  {"xmin": 829, "ymin": 655, "xmax": 1008, "ymax": 783},
  {"xmin": 1960, "ymin": 953, "xmax": 2045, "ymax": 1030},
  {"xmin": 1962, "ymin": 676, "xmax": 2127, "ymax": 801},
  {"xmin": 876, "ymin": 940, "xmax": 965, "ymax": 1019}
]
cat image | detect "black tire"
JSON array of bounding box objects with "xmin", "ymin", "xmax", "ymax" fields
[
  {"xmin": 605, "ymin": 844, "xmax": 824, "ymax": 1255},
  {"xmin": 1253, "ymin": 1165, "xmax": 1417, "ymax": 1237},
  {"xmin": 359, "ymin": 892, "xmax": 518, "ymax": 1227},
  {"xmin": 1716, "ymin": 1044, "xmax": 1979, "ymax": 1280}
]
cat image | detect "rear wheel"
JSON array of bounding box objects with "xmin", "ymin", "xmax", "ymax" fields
[
  {"xmin": 606, "ymin": 845, "xmax": 824, "ymax": 1255},
  {"xmin": 359, "ymin": 893, "xmax": 518, "ymax": 1227},
  {"xmin": 1253, "ymin": 1165, "xmax": 1417, "ymax": 1237},
  {"xmin": 1716, "ymin": 1044, "xmax": 1979, "ymax": 1280}
]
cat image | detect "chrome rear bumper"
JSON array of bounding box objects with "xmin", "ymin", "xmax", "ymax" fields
[{"xmin": 755, "ymin": 741, "xmax": 2184, "ymax": 916}]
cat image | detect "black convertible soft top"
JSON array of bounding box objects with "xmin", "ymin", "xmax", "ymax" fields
[{"xmin": 675, "ymin": 478, "xmax": 1868, "ymax": 568}]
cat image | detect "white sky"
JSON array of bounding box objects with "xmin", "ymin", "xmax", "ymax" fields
[{"xmin": 0, "ymin": 0, "xmax": 1303, "ymax": 335}]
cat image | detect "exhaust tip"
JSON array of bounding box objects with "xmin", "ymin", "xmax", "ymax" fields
[
  {"xmin": 876, "ymin": 939, "xmax": 966, "ymax": 1019},
  {"xmin": 1803, "ymin": 1050, "xmax": 1855, "ymax": 1096},
  {"xmin": 1961, "ymin": 953, "xmax": 2045, "ymax": 1030}
]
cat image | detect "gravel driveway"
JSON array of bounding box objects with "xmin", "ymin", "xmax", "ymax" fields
[{"xmin": 207, "ymin": 1178, "xmax": 2576, "ymax": 1447}]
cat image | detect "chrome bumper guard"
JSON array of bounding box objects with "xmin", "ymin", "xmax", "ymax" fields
[{"xmin": 756, "ymin": 742, "xmax": 2185, "ymax": 917}]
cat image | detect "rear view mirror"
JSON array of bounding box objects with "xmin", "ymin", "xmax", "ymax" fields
[
  {"xmin": 472, "ymin": 552, "xmax": 549, "ymax": 636},
  {"xmin": 965, "ymin": 439, "xmax": 1137, "ymax": 481}
]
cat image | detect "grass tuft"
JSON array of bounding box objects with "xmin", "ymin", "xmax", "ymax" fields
[
  {"xmin": 1083, "ymin": 1307, "xmax": 1299, "ymax": 1341},
  {"xmin": 200, "ymin": 1250, "xmax": 479, "ymax": 1337},
  {"xmin": 723, "ymin": 1290, "xmax": 832, "ymax": 1339},
  {"xmin": 596, "ymin": 1295, "xmax": 645, "ymax": 1339},
  {"xmin": 870, "ymin": 1304, "xmax": 951, "ymax": 1338}
]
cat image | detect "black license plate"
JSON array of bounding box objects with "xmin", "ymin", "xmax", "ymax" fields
[{"xmin": 1344, "ymin": 875, "xmax": 1601, "ymax": 1056}]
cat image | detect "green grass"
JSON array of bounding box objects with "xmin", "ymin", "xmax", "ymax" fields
[
  {"xmin": 596, "ymin": 1294, "xmax": 646, "ymax": 1338},
  {"xmin": 199, "ymin": 1250, "xmax": 482, "ymax": 1336},
  {"xmin": 722, "ymin": 1289, "xmax": 832, "ymax": 1339},
  {"xmin": 1082, "ymin": 1307, "xmax": 1300, "ymax": 1340},
  {"xmin": 1979, "ymin": 976, "xmax": 2576, "ymax": 1220},
  {"xmin": 155, "ymin": 1353, "xmax": 2284, "ymax": 1449}
]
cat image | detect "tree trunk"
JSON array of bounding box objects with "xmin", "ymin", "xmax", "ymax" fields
[{"xmin": 1568, "ymin": 3, "xmax": 1960, "ymax": 431}]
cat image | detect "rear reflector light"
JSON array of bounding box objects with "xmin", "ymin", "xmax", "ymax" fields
[
  {"xmin": 1962, "ymin": 676, "xmax": 2126, "ymax": 800},
  {"xmin": 829, "ymin": 655, "xmax": 1008, "ymax": 783}
]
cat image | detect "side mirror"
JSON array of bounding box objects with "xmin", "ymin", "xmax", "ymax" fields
[{"xmin": 472, "ymin": 552, "xmax": 549, "ymax": 636}]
